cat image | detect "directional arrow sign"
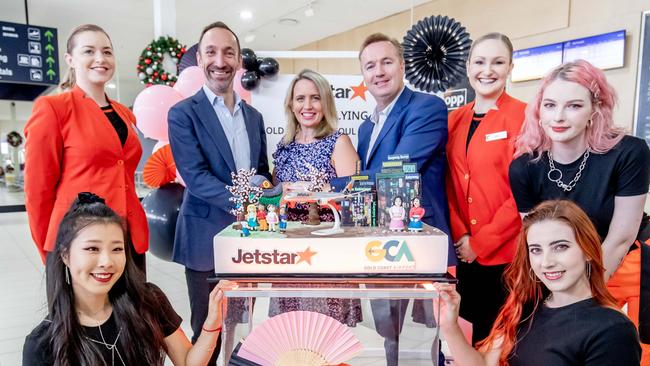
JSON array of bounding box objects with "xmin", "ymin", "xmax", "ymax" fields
[
  {"xmin": 44, "ymin": 30, "xmax": 53, "ymax": 42},
  {"xmin": 45, "ymin": 44, "xmax": 55, "ymax": 55},
  {"xmin": 46, "ymin": 56, "xmax": 55, "ymax": 67},
  {"xmin": 46, "ymin": 69, "xmax": 56, "ymax": 80}
]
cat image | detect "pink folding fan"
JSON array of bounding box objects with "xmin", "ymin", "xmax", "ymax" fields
[{"xmin": 237, "ymin": 311, "xmax": 363, "ymax": 366}]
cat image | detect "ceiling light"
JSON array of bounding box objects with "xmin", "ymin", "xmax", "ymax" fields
[
  {"xmin": 240, "ymin": 10, "xmax": 253, "ymax": 20},
  {"xmin": 244, "ymin": 33, "xmax": 256, "ymax": 43},
  {"xmin": 278, "ymin": 18, "xmax": 299, "ymax": 26},
  {"xmin": 304, "ymin": 3, "xmax": 314, "ymax": 17}
]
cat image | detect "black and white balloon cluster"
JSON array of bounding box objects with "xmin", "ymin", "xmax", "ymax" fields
[{"xmin": 240, "ymin": 48, "xmax": 280, "ymax": 91}]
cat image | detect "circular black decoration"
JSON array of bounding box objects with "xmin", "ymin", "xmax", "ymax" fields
[
  {"xmin": 179, "ymin": 43, "xmax": 198, "ymax": 73},
  {"xmin": 241, "ymin": 48, "xmax": 258, "ymax": 71},
  {"xmin": 402, "ymin": 15, "xmax": 472, "ymax": 93},
  {"xmin": 258, "ymin": 57, "xmax": 280, "ymax": 77},
  {"xmin": 142, "ymin": 183, "xmax": 184, "ymax": 262},
  {"xmin": 7, "ymin": 131, "xmax": 23, "ymax": 148},
  {"xmin": 241, "ymin": 71, "xmax": 261, "ymax": 91}
]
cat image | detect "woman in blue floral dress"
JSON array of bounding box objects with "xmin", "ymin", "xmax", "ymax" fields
[{"xmin": 270, "ymin": 69, "xmax": 361, "ymax": 326}]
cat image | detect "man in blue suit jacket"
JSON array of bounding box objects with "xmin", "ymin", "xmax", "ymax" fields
[
  {"xmin": 168, "ymin": 22, "xmax": 270, "ymax": 364},
  {"xmin": 353, "ymin": 33, "xmax": 453, "ymax": 366}
]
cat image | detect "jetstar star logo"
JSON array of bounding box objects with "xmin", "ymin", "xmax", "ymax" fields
[
  {"xmin": 330, "ymin": 81, "xmax": 368, "ymax": 101},
  {"xmin": 349, "ymin": 81, "xmax": 368, "ymax": 101},
  {"xmin": 231, "ymin": 247, "xmax": 317, "ymax": 265}
]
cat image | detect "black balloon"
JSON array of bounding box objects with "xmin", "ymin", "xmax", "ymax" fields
[
  {"xmin": 241, "ymin": 48, "xmax": 258, "ymax": 71},
  {"xmin": 141, "ymin": 183, "xmax": 185, "ymax": 262},
  {"xmin": 179, "ymin": 43, "xmax": 198, "ymax": 74},
  {"xmin": 241, "ymin": 71, "xmax": 261, "ymax": 90},
  {"xmin": 258, "ymin": 57, "xmax": 280, "ymax": 77}
]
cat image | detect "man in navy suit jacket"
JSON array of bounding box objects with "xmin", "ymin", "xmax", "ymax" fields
[
  {"xmin": 168, "ymin": 22, "xmax": 270, "ymax": 364},
  {"xmin": 353, "ymin": 33, "xmax": 453, "ymax": 366}
]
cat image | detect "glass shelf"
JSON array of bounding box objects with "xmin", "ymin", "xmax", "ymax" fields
[{"xmin": 219, "ymin": 278, "xmax": 451, "ymax": 366}]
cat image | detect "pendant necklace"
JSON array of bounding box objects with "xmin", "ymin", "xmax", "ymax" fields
[
  {"xmin": 81, "ymin": 310, "xmax": 126, "ymax": 366},
  {"xmin": 547, "ymin": 150, "xmax": 590, "ymax": 192}
]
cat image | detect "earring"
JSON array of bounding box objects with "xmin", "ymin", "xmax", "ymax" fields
[
  {"xmin": 586, "ymin": 261, "xmax": 592, "ymax": 279},
  {"xmin": 65, "ymin": 266, "xmax": 71, "ymax": 285},
  {"xmin": 538, "ymin": 120, "xmax": 543, "ymax": 127},
  {"xmin": 587, "ymin": 119, "xmax": 593, "ymax": 128},
  {"xmin": 528, "ymin": 267, "xmax": 541, "ymax": 283}
]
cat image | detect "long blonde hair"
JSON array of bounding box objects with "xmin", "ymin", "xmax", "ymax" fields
[
  {"xmin": 60, "ymin": 24, "xmax": 113, "ymax": 91},
  {"xmin": 282, "ymin": 69, "xmax": 338, "ymax": 144}
]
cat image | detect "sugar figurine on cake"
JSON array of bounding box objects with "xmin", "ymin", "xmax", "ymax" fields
[
  {"xmin": 266, "ymin": 204, "xmax": 279, "ymax": 232},
  {"xmin": 257, "ymin": 204, "xmax": 268, "ymax": 231},
  {"xmin": 388, "ymin": 196, "xmax": 406, "ymax": 232},
  {"xmin": 246, "ymin": 204, "xmax": 258, "ymax": 231},
  {"xmin": 408, "ymin": 197, "xmax": 425, "ymax": 232},
  {"xmin": 279, "ymin": 205, "xmax": 288, "ymax": 233},
  {"xmin": 240, "ymin": 224, "xmax": 251, "ymax": 237}
]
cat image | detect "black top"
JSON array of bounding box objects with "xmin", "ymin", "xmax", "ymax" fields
[
  {"xmin": 101, "ymin": 103, "xmax": 128, "ymax": 146},
  {"xmin": 465, "ymin": 112, "xmax": 486, "ymax": 151},
  {"xmin": 509, "ymin": 135, "xmax": 650, "ymax": 239},
  {"xmin": 510, "ymin": 298, "xmax": 641, "ymax": 365},
  {"xmin": 23, "ymin": 283, "xmax": 182, "ymax": 366}
]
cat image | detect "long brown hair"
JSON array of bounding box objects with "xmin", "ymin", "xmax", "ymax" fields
[
  {"xmin": 478, "ymin": 200, "xmax": 617, "ymax": 365},
  {"xmin": 60, "ymin": 24, "xmax": 113, "ymax": 91}
]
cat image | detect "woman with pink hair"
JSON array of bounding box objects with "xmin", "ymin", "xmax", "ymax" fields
[{"xmin": 509, "ymin": 59, "xmax": 650, "ymax": 363}]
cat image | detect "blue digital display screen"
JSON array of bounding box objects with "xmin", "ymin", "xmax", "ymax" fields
[
  {"xmin": 512, "ymin": 30, "xmax": 625, "ymax": 82},
  {"xmin": 0, "ymin": 21, "xmax": 59, "ymax": 86}
]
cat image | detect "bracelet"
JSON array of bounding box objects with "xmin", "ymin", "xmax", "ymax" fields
[{"xmin": 202, "ymin": 325, "xmax": 222, "ymax": 333}]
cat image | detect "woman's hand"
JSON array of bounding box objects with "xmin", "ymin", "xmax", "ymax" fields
[
  {"xmin": 434, "ymin": 283, "xmax": 461, "ymax": 329},
  {"xmin": 454, "ymin": 234, "xmax": 477, "ymax": 263},
  {"xmin": 203, "ymin": 280, "xmax": 237, "ymax": 331}
]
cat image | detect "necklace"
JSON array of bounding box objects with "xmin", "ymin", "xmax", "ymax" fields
[
  {"xmin": 79, "ymin": 307, "xmax": 126, "ymax": 366},
  {"xmin": 547, "ymin": 150, "xmax": 590, "ymax": 192},
  {"xmin": 85, "ymin": 323, "xmax": 125, "ymax": 366}
]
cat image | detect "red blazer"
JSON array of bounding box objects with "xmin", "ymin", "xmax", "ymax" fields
[
  {"xmin": 24, "ymin": 86, "xmax": 148, "ymax": 262},
  {"xmin": 446, "ymin": 92, "xmax": 525, "ymax": 265}
]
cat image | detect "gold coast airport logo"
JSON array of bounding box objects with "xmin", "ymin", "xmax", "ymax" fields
[
  {"xmin": 365, "ymin": 240, "xmax": 415, "ymax": 271},
  {"xmin": 231, "ymin": 247, "xmax": 317, "ymax": 265},
  {"xmin": 365, "ymin": 240, "xmax": 414, "ymax": 262}
]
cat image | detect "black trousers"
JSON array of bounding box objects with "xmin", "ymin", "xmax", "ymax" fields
[
  {"xmin": 456, "ymin": 260, "xmax": 508, "ymax": 345},
  {"xmin": 185, "ymin": 268, "xmax": 221, "ymax": 365}
]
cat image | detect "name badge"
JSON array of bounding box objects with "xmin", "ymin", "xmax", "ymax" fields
[{"xmin": 485, "ymin": 131, "xmax": 507, "ymax": 142}]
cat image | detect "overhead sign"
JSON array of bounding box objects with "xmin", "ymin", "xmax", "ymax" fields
[{"xmin": 0, "ymin": 21, "xmax": 59, "ymax": 100}]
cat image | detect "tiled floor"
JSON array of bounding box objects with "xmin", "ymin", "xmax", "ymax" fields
[{"xmin": 0, "ymin": 211, "xmax": 449, "ymax": 366}]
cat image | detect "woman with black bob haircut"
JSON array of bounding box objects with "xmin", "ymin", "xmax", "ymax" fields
[{"xmin": 23, "ymin": 192, "xmax": 233, "ymax": 366}]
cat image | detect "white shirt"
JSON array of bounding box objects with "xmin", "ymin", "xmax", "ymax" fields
[
  {"xmin": 202, "ymin": 85, "xmax": 251, "ymax": 171},
  {"xmin": 366, "ymin": 86, "xmax": 406, "ymax": 164}
]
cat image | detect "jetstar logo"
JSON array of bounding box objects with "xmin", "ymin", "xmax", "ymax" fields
[
  {"xmin": 231, "ymin": 247, "xmax": 317, "ymax": 265},
  {"xmin": 331, "ymin": 81, "xmax": 368, "ymax": 101}
]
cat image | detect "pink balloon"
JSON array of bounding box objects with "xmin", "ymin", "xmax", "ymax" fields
[
  {"xmin": 133, "ymin": 85, "xmax": 183, "ymax": 141},
  {"xmin": 173, "ymin": 66, "xmax": 206, "ymax": 98}
]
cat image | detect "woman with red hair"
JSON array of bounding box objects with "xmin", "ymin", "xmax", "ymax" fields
[
  {"xmin": 436, "ymin": 200, "xmax": 640, "ymax": 365},
  {"xmin": 509, "ymin": 60, "xmax": 650, "ymax": 362}
]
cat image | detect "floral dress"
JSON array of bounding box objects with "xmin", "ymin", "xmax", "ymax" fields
[
  {"xmin": 273, "ymin": 132, "xmax": 341, "ymax": 222},
  {"xmin": 270, "ymin": 131, "xmax": 362, "ymax": 326}
]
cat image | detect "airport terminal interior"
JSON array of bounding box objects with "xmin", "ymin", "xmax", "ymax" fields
[{"xmin": 2, "ymin": 0, "xmax": 650, "ymax": 365}]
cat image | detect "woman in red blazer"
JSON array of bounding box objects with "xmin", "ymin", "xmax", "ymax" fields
[
  {"xmin": 24, "ymin": 24, "xmax": 148, "ymax": 268},
  {"xmin": 445, "ymin": 33, "xmax": 526, "ymax": 345}
]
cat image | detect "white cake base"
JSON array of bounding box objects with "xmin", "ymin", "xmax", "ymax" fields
[{"xmin": 213, "ymin": 223, "xmax": 448, "ymax": 276}]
